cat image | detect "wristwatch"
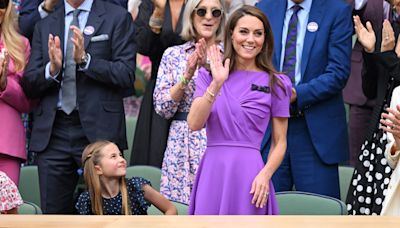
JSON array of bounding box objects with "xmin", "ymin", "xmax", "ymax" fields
[{"xmin": 79, "ymin": 52, "xmax": 89, "ymax": 68}]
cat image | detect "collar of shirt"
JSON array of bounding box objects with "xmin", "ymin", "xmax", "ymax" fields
[
  {"xmin": 64, "ymin": 0, "xmax": 93, "ymax": 15},
  {"xmin": 286, "ymin": 0, "xmax": 312, "ymax": 14}
]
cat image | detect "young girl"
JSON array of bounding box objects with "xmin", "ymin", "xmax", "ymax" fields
[
  {"xmin": 0, "ymin": 171, "xmax": 23, "ymax": 214},
  {"xmin": 75, "ymin": 141, "xmax": 177, "ymax": 215}
]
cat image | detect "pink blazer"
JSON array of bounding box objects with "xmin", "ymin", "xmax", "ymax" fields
[{"xmin": 0, "ymin": 37, "xmax": 31, "ymax": 161}]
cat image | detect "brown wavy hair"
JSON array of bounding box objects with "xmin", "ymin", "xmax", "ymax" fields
[{"xmin": 223, "ymin": 5, "xmax": 285, "ymax": 93}]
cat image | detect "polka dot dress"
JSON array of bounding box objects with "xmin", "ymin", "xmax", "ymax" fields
[
  {"xmin": 346, "ymin": 86, "xmax": 394, "ymax": 215},
  {"xmin": 75, "ymin": 177, "xmax": 151, "ymax": 215}
]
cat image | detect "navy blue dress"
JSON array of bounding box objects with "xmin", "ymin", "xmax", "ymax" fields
[{"xmin": 75, "ymin": 177, "xmax": 151, "ymax": 215}]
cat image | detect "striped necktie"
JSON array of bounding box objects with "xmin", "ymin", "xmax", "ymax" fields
[{"xmin": 282, "ymin": 5, "xmax": 302, "ymax": 84}]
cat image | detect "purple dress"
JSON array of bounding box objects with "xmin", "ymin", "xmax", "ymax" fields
[{"xmin": 189, "ymin": 68, "xmax": 291, "ymax": 215}]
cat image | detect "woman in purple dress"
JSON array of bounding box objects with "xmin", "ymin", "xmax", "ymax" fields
[{"xmin": 187, "ymin": 6, "xmax": 291, "ymax": 215}]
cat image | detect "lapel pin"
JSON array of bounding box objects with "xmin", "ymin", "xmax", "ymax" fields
[
  {"xmin": 307, "ymin": 22, "xmax": 318, "ymax": 32},
  {"xmin": 83, "ymin": 26, "xmax": 95, "ymax": 36}
]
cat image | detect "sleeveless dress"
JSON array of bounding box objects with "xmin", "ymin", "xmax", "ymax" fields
[{"xmin": 189, "ymin": 68, "xmax": 291, "ymax": 215}]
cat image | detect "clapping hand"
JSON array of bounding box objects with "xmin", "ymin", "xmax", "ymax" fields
[
  {"xmin": 70, "ymin": 25, "xmax": 86, "ymax": 65},
  {"xmin": 353, "ymin": 15, "xmax": 376, "ymax": 53},
  {"xmin": 196, "ymin": 38, "xmax": 207, "ymax": 66},
  {"xmin": 381, "ymin": 20, "xmax": 396, "ymax": 52},
  {"xmin": 0, "ymin": 49, "xmax": 9, "ymax": 91},
  {"xmin": 381, "ymin": 104, "xmax": 400, "ymax": 150},
  {"xmin": 48, "ymin": 34, "xmax": 62, "ymax": 76},
  {"xmin": 207, "ymin": 44, "xmax": 230, "ymax": 86}
]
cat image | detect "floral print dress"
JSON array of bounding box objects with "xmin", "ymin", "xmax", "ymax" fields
[
  {"xmin": 153, "ymin": 41, "xmax": 222, "ymax": 204},
  {"xmin": 0, "ymin": 171, "xmax": 23, "ymax": 213}
]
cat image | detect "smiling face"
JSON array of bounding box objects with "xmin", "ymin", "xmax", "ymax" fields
[
  {"xmin": 231, "ymin": 15, "xmax": 265, "ymax": 66},
  {"xmin": 95, "ymin": 143, "xmax": 127, "ymax": 178},
  {"xmin": 192, "ymin": 0, "xmax": 223, "ymax": 42}
]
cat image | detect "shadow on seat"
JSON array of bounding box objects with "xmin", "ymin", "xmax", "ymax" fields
[
  {"xmin": 18, "ymin": 201, "xmax": 42, "ymax": 214},
  {"xmin": 19, "ymin": 165, "xmax": 41, "ymax": 208},
  {"xmin": 124, "ymin": 117, "xmax": 137, "ymax": 166},
  {"xmin": 125, "ymin": 165, "xmax": 161, "ymax": 191},
  {"xmin": 147, "ymin": 201, "xmax": 188, "ymax": 215},
  {"xmin": 339, "ymin": 166, "xmax": 355, "ymax": 202},
  {"xmin": 276, "ymin": 191, "xmax": 347, "ymax": 215}
]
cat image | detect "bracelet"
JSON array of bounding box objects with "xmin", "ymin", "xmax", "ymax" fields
[
  {"xmin": 203, "ymin": 93, "xmax": 214, "ymax": 103},
  {"xmin": 180, "ymin": 75, "xmax": 190, "ymax": 85},
  {"xmin": 206, "ymin": 87, "xmax": 216, "ymax": 98},
  {"xmin": 149, "ymin": 16, "xmax": 163, "ymax": 29}
]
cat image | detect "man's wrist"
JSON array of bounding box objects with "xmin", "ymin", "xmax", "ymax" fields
[{"xmin": 42, "ymin": 1, "xmax": 55, "ymax": 13}]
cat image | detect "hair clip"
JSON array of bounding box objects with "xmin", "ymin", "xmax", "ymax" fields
[{"xmin": 251, "ymin": 84, "xmax": 270, "ymax": 93}]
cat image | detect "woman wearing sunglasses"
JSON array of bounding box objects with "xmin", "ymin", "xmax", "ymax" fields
[
  {"xmin": 153, "ymin": 0, "xmax": 225, "ymax": 205},
  {"xmin": 0, "ymin": 0, "xmax": 32, "ymax": 186},
  {"xmin": 188, "ymin": 5, "xmax": 290, "ymax": 215}
]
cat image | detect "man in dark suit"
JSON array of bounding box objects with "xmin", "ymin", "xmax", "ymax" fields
[
  {"xmin": 344, "ymin": 0, "xmax": 388, "ymax": 166},
  {"xmin": 258, "ymin": 0, "xmax": 352, "ymax": 198},
  {"xmin": 21, "ymin": 0, "xmax": 135, "ymax": 214},
  {"xmin": 19, "ymin": 0, "xmax": 128, "ymax": 42}
]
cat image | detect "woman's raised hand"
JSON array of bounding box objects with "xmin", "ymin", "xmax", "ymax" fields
[
  {"xmin": 196, "ymin": 38, "xmax": 207, "ymax": 66},
  {"xmin": 207, "ymin": 44, "xmax": 230, "ymax": 86},
  {"xmin": 381, "ymin": 20, "xmax": 396, "ymax": 52},
  {"xmin": 353, "ymin": 15, "xmax": 376, "ymax": 53}
]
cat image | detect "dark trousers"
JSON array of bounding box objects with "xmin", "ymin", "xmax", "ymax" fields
[
  {"xmin": 37, "ymin": 111, "xmax": 89, "ymax": 214},
  {"xmin": 348, "ymin": 105, "xmax": 373, "ymax": 166},
  {"xmin": 271, "ymin": 117, "xmax": 340, "ymax": 199}
]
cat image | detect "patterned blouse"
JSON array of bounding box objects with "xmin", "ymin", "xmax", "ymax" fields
[
  {"xmin": 153, "ymin": 41, "xmax": 222, "ymax": 204},
  {"xmin": 0, "ymin": 171, "xmax": 23, "ymax": 213},
  {"xmin": 75, "ymin": 177, "xmax": 151, "ymax": 215}
]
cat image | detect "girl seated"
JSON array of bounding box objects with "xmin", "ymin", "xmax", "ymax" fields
[
  {"xmin": 75, "ymin": 140, "xmax": 177, "ymax": 215},
  {"xmin": 0, "ymin": 171, "xmax": 23, "ymax": 214}
]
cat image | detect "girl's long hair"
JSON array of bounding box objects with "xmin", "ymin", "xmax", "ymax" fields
[
  {"xmin": 82, "ymin": 141, "xmax": 131, "ymax": 215},
  {"xmin": 2, "ymin": 1, "xmax": 26, "ymax": 72},
  {"xmin": 224, "ymin": 6, "xmax": 285, "ymax": 93}
]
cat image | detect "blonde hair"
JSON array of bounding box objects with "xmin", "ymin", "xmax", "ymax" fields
[
  {"xmin": 1, "ymin": 1, "xmax": 26, "ymax": 72},
  {"xmin": 180, "ymin": 0, "xmax": 226, "ymax": 41},
  {"xmin": 82, "ymin": 141, "xmax": 131, "ymax": 215}
]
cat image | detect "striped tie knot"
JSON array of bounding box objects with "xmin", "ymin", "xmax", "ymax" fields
[{"xmin": 282, "ymin": 4, "xmax": 302, "ymax": 84}]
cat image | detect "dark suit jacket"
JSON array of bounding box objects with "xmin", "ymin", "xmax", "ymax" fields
[
  {"xmin": 19, "ymin": 0, "xmax": 128, "ymax": 42},
  {"xmin": 21, "ymin": 0, "xmax": 136, "ymax": 152},
  {"xmin": 343, "ymin": 0, "xmax": 384, "ymax": 106},
  {"xmin": 259, "ymin": 0, "xmax": 353, "ymax": 164}
]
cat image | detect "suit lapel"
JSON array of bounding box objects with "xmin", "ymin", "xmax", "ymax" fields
[
  {"xmin": 271, "ymin": 1, "xmax": 287, "ymax": 69},
  {"xmin": 83, "ymin": 0, "xmax": 105, "ymax": 50},
  {"xmin": 300, "ymin": 0, "xmax": 323, "ymax": 80}
]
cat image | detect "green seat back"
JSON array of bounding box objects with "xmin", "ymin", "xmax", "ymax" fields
[
  {"xmin": 276, "ymin": 191, "xmax": 347, "ymax": 215},
  {"xmin": 339, "ymin": 166, "xmax": 355, "ymax": 202},
  {"xmin": 147, "ymin": 201, "xmax": 188, "ymax": 215},
  {"xmin": 125, "ymin": 165, "xmax": 161, "ymax": 191},
  {"xmin": 19, "ymin": 166, "xmax": 41, "ymax": 208},
  {"xmin": 18, "ymin": 201, "xmax": 42, "ymax": 214},
  {"xmin": 124, "ymin": 117, "xmax": 137, "ymax": 166}
]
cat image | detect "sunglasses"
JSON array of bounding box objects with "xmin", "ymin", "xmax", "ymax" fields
[
  {"xmin": 0, "ymin": 0, "xmax": 9, "ymax": 9},
  {"xmin": 194, "ymin": 7, "xmax": 223, "ymax": 18}
]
